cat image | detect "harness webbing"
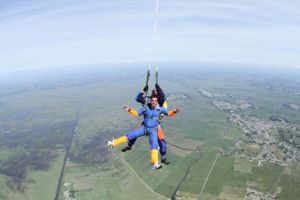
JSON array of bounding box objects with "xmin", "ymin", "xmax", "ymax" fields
[
  {"xmin": 155, "ymin": 66, "xmax": 158, "ymax": 85},
  {"xmin": 143, "ymin": 66, "xmax": 151, "ymax": 106}
]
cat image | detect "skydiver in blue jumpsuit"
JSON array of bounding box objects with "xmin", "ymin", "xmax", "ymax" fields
[
  {"xmin": 121, "ymin": 84, "xmax": 172, "ymax": 165},
  {"xmin": 106, "ymin": 95, "xmax": 179, "ymax": 170}
]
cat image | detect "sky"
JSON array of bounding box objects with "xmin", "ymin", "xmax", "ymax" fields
[{"xmin": 0, "ymin": 0, "xmax": 300, "ymax": 71}]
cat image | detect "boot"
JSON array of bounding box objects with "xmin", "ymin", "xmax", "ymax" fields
[
  {"xmin": 121, "ymin": 146, "xmax": 132, "ymax": 152},
  {"xmin": 106, "ymin": 140, "xmax": 114, "ymax": 148},
  {"xmin": 152, "ymin": 162, "xmax": 162, "ymax": 170},
  {"xmin": 161, "ymin": 156, "xmax": 170, "ymax": 165}
]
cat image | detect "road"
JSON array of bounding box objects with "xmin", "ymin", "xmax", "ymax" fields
[{"xmin": 53, "ymin": 104, "xmax": 82, "ymax": 200}]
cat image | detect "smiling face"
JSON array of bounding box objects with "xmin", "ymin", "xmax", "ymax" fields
[{"xmin": 150, "ymin": 96, "xmax": 158, "ymax": 108}]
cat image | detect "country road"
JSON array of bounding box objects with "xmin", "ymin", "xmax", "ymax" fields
[{"xmin": 54, "ymin": 104, "xmax": 82, "ymax": 200}]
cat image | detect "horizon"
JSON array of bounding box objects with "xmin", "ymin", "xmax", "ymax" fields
[{"xmin": 1, "ymin": 61, "xmax": 300, "ymax": 85}]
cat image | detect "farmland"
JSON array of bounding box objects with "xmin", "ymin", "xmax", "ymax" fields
[{"xmin": 0, "ymin": 63, "xmax": 300, "ymax": 199}]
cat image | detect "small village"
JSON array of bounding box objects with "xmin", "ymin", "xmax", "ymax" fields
[
  {"xmin": 244, "ymin": 188, "xmax": 277, "ymax": 200},
  {"xmin": 63, "ymin": 182, "xmax": 76, "ymax": 200},
  {"xmin": 229, "ymin": 113, "xmax": 300, "ymax": 166},
  {"xmin": 198, "ymin": 88, "xmax": 300, "ymax": 167}
]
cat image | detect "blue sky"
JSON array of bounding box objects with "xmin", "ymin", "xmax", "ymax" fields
[{"xmin": 0, "ymin": 0, "xmax": 300, "ymax": 71}]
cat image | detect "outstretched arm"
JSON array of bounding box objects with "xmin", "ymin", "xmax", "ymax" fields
[
  {"xmin": 160, "ymin": 107, "xmax": 180, "ymax": 117},
  {"xmin": 123, "ymin": 105, "xmax": 144, "ymax": 117}
]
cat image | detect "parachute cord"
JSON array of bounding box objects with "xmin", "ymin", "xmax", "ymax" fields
[
  {"xmin": 143, "ymin": 0, "xmax": 159, "ymax": 108},
  {"xmin": 148, "ymin": 0, "xmax": 160, "ymax": 70}
]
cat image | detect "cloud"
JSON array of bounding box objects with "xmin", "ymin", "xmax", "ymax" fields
[{"xmin": 0, "ymin": 0, "xmax": 299, "ymax": 71}]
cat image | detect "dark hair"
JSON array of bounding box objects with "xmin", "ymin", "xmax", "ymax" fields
[
  {"xmin": 152, "ymin": 89, "xmax": 157, "ymax": 96},
  {"xmin": 151, "ymin": 95, "xmax": 158, "ymax": 99}
]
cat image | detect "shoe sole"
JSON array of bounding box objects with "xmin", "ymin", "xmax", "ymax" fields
[
  {"xmin": 121, "ymin": 147, "xmax": 132, "ymax": 152},
  {"xmin": 153, "ymin": 165, "xmax": 162, "ymax": 170},
  {"xmin": 161, "ymin": 160, "xmax": 170, "ymax": 165},
  {"xmin": 105, "ymin": 140, "xmax": 113, "ymax": 148}
]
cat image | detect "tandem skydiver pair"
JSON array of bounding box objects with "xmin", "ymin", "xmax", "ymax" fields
[{"xmin": 106, "ymin": 70, "xmax": 180, "ymax": 170}]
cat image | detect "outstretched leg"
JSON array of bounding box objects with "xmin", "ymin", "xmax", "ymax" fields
[
  {"xmin": 106, "ymin": 126, "xmax": 144, "ymax": 148},
  {"xmin": 121, "ymin": 125, "xmax": 142, "ymax": 152},
  {"xmin": 121, "ymin": 138, "xmax": 136, "ymax": 152}
]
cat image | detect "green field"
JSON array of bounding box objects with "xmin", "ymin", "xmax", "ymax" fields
[{"xmin": 1, "ymin": 64, "xmax": 300, "ymax": 199}]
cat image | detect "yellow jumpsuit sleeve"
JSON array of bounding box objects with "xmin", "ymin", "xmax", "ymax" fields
[{"xmin": 128, "ymin": 109, "xmax": 139, "ymax": 117}]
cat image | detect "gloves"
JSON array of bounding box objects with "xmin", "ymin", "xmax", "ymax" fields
[
  {"xmin": 143, "ymin": 85, "xmax": 149, "ymax": 92},
  {"xmin": 123, "ymin": 105, "xmax": 131, "ymax": 111},
  {"xmin": 155, "ymin": 83, "xmax": 160, "ymax": 90},
  {"xmin": 173, "ymin": 108, "xmax": 180, "ymax": 113}
]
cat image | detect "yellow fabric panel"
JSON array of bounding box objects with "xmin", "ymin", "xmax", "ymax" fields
[
  {"xmin": 113, "ymin": 136, "xmax": 128, "ymax": 147},
  {"xmin": 150, "ymin": 149, "xmax": 159, "ymax": 164},
  {"xmin": 128, "ymin": 109, "xmax": 138, "ymax": 117},
  {"xmin": 163, "ymin": 101, "xmax": 168, "ymax": 109}
]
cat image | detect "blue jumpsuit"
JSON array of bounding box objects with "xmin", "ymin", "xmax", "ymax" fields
[
  {"xmin": 126, "ymin": 105, "xmax": 168, "ymax": 150},
  {"xmin": 129, "ymin": 85, "xmax": 168, "ymax": 157}
]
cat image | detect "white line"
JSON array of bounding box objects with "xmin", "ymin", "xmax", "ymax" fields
[
  {"xmin": 198, "ymin": 154, "xmax": 219, "ymax": 199},
  {"xmin": 118, "ymin": 153, "xmax": 169, "ymax": 200},
  {"xmin": 148, "ymin": 0, "xmax": 160, "ymax": 68}
]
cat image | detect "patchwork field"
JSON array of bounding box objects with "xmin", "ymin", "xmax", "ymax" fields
[{"xmin": 1, "ymin": 64, "xmax": 300, "ymax": 199}]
